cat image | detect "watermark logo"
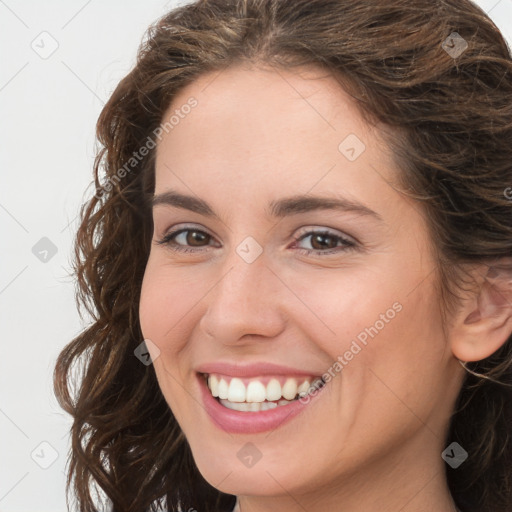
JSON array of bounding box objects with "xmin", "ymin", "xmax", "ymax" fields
[
  {"xmin": 237, "ymin": 442, "xmax": 263, "ymax": 468},
  {"xmin": 31, "ymin": 31, "xmax": 59, "ymax": 59},
  {"xmin": 32, "ymin": 237, "xmax": 58, "ymax": 263},
  {"xmin": 442, "ymin": 32, "xmax": 468, "ymax": 59},
  {"xmin": 442, "ymin": 442, "xmax": 468, "ymax": 469},
  {"xmin": 134, "ymin": 339, "xmax": 161, "ymax": 366},
  {"xmin": 236, "ymin": 236, "xmax": 263, "ymax": 264},
  {"xmin": 338, "ymin": 133, "xmax": 366, "ymax": 162},
  {"xmin": 31, "ymin": 441, "xmax": 59, "ymax": 469}
]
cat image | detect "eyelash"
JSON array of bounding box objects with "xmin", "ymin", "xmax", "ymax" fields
[{"xmin": 155, "ymin": 226, "xmax": 357, "ymax": 256}]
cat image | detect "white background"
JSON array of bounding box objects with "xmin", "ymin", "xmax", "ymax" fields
[{"xmin": 1, "ymin": 1, "xmax": 511, "ymax": 510}]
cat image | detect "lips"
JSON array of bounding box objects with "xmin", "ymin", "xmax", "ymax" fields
[
  {"xmin": 194, "ymin": 362, "xmax": 327, "ymax": 434},
  {"xmin": 195, "ymin": 361, "xmax": 324, "ymax": 379}
]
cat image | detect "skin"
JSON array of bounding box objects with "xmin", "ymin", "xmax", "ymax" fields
[{"xmin": 138, "ymin": 63, "xmax": 484, "ymax": 512}]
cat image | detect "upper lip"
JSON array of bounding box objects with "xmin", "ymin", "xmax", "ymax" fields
[{"xmin": 195, "ymin": 361, "xmax": 323, "ymax": 378}]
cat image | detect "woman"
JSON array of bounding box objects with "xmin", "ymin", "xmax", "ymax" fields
[{"xmin": 54, "ymin": 1, "xmax": 512, "ymax": 511}]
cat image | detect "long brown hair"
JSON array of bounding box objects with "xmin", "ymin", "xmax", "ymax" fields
[{"xmin": 53, "ymin": 1, "xmax": 512, "ymax": 511}]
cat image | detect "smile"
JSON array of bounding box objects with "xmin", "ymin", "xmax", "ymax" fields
[
  {"xmin": 204, "ymin": 373, "xmax": 325, "ymax": 412},
  {"xmin": 197, "ymin": 372, "xmax": 327, "ymax": 434}
]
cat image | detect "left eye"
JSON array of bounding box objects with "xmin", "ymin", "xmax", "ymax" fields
[
  {"xmin": 156, "ymin": 227, "xmax": 356, "ymax": 255},
  {"xmin": 292, "ymin": 230, "xmax": 356, "ymax": 255}
]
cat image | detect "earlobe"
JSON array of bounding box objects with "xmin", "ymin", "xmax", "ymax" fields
[{"xmin": 451, "ymin": 262, "xmax": 512, "ymax": 363}]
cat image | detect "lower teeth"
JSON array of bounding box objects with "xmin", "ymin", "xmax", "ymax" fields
[{"xmin": 218, "ymin": 397, "xmax": 297, "ymax": 412}]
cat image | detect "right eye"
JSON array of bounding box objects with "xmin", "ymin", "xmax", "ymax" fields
[{"xmin": 156, "ymin": 227, "xmax": 219, "ymax": 253}]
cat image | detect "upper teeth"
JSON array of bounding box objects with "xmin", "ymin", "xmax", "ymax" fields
[{"xmin": 206, "ymin": 374, "xmax": 323, "ymax": 403}]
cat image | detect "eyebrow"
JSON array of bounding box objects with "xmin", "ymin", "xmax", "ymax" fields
[{"xmin": 152, "ymin": 190, "xmax": 383, "ymax": 221}]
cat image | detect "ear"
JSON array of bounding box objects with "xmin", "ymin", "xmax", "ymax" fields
[{"xmin": 450, "ymin": 260, "xmax": 512, "ymax": 362}]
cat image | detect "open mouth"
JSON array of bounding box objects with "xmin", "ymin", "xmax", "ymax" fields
[{"xmin": 200, "ymin": 372, "xmax": 326, "ymax": 412}]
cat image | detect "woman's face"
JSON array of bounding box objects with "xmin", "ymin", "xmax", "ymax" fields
[{"xmin": 139, "ymin": 64, "xmax": 464, "ymax": 506}]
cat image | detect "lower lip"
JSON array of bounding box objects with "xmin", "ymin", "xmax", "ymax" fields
[{"xmin": 197, "ymin": 373, "xmax": 325, "ymax": 434}]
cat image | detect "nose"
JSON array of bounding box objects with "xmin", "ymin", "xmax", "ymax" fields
[{"xmin": 198, "ymin": 248, "xmax": 287, "ymax": 346}]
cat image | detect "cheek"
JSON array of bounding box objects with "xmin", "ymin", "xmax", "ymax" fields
[
  {"xmin": 341, "ymin": 280, "xmax": 447, "ymax": 433},
  {"xmin": 138, "ymin": 259, "xmax": 200, "ymax": 421},
  {"xmin": 298, "ymin": 258, "xmax": 445, "ymax": 414},
  {"xmin": 139, "ymin": 266, "xmax": 169, "ymax": 344},
  {"xmin": 278, "ymin": 261, "xmax": 405, "ymax": 356},
  {"xmin": 139, "ymin": 258, "xmax": 202, "ymax": 346}
]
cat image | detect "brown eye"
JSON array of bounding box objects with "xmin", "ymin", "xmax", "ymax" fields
[
  {"xmin": 156, "ymin": 228, "xmax": 217, "ymax": 253},
  {"xmin": 309, "ymin": 233, "xmax": 339, "ymax": 250},
  {"xmin": 293, "ymin": 229, "xmax": 356, "ymax": 256},
  {"xmin": 185, "ymin": 230, "xmax": 210, "ymax": 246}
]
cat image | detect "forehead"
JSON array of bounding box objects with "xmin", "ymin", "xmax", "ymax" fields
[
  {"xmin": 153, "ymin": 64, "xmax": 401, "ymax": 218},
  {"xmin": 156, "ymin": 63, "xmax": 370, "ymax": 161}
]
